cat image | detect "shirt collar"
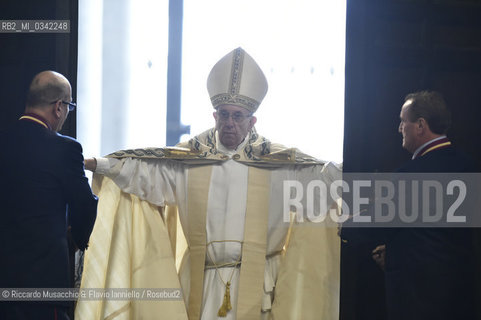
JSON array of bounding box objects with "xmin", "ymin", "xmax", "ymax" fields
[
  {"xmin": 412, "ymin": 135, "xmax": 448, "ymax": 159},
  {"xmin": 19, "ymin": 113, "xmax": 52, "ymax": 130}
]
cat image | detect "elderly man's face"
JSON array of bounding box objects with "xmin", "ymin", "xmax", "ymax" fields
[
  {"xmin": 214, "ymin": 104, "xmax": 257, "ymax": 150},
  {"xmin": 398, "ymin": 100, "xmax": 420, "ymax": 153}
]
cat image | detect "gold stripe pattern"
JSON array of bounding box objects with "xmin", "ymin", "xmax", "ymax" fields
[
  {"xmin": 236, "ymin": 167, "xmax": 271, "ymax": 318},
  {"xmin": 19, "ymin": 115, "xmax": 48, "ymax": 129},
  {"xmin": 420, "ymin": 141, "xmax": 451, "ymax": 157},
  {"xmin": 186, "ymin": 166, "xmax": 213, "ymax": 320}
]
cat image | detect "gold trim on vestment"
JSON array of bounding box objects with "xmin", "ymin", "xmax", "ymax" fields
[
  {"xmin": 185, "ymin": 165, "xmax": 271, "ymax": 319},
  {"xmin": 106, "ymin": 128, "xmax": 325, "ymax": 168},
  {"xmin": 186, "ymin": 166, "xmax": 212, "ymax": 320},
  {"xmin": 236, "ymin": 166, "xmax": 271, "ymax": 319}
]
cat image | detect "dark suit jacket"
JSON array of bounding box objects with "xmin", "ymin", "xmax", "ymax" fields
[
  {"xmin": 342, "ymin": 146, "xmax": 476, "ymax": 320},
  {"xmin": 0, "ymin": 118, "xmax": 97, "ymax": 298}
]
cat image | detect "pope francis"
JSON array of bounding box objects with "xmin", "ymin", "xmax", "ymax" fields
[{"xmin": 76, "ymin": 48, "xmax": 342, "ymax": 320}]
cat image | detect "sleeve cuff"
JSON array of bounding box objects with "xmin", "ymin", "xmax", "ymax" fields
[{"xmin": 95, "ymin": 157, "xmax": 114, "ymax": 174}]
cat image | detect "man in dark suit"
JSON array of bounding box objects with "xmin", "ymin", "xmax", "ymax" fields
[
  {"xmin": 0, "ymin": 71, "xmax": 98, "ymax": 320},
  {"xmin": 343, "ymin": 91, "xmax": 476, "ymax": 320}
]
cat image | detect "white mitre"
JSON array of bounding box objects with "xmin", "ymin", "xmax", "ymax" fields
[{"xmin": 207, "ymin": 47, "xmax": 268, "ymax": 113}]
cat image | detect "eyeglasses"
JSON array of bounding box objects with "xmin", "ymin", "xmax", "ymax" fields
[
  {"xmin": 50, "ymin": 100, "xmax": 76, "ymax": 111},
  {"xmin": 217, "ymin": 110, "xmax": 252, "ymax": 123},
  {"xmin": 62, "ymin": 101, "xmax": 76, "ymax": 112}
]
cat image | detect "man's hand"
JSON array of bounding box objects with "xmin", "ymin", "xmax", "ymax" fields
[
  {"xmin": 372, "ymin": 244, "xmax": 386, "ymax": 271},
  {"xmin": 84, "ymin": 158, "xmax": 97, "ymax": 172}
]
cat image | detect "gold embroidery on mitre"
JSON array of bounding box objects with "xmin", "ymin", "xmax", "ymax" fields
[
  {"xmin": 208, "ymin": 47, "xmax": 268, "ymax": 113},
  {"xmin": 210, "ymin": 93, "xmax": 260, "ymax": 112},
  {"xmin": 210, "ymin": 48, "xmax": 261, "ymax": 112},
  {"xmin": 229, "ymin": 48, "xmax": 243, "ymax": 96}
]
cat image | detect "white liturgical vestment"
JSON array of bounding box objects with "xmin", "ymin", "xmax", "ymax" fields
[{"xmin": 76, "ymin": 128, "xmax": 342, "ymax": 320}]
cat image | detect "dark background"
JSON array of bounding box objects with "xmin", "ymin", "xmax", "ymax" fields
[
  {"xmin": 342, "ymin": 1, "xmax": 481, "ymax": 319},
  {"xmin": 1, "ymin": 0, "xmax": 480, "ymax": 319},
  {"xmin": 0, "ymin": 1, "xmax": 78, "ymax": 318},
  {"xmin": 0, "ymin": 0, "xmax": 77, "ymax": 136}
]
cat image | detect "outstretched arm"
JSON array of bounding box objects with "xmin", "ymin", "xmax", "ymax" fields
[
  {"xmin": 60, "ymin": 140, "xmax": 98, "ymax": 250},
  {"xmin": 84, "ymin": 157, "xmax": 97, "ymax": 172},
  {"xmin": 84, "ymin": 155, "xmax": 181, "ymax": 207}
]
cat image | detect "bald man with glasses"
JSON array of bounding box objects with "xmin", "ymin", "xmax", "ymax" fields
[{"xmin": 0, "ymin": 71, "xmax": 98, "ymax": 320}]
